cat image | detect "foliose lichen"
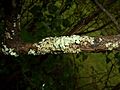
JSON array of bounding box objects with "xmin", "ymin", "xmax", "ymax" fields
[
  {"xmin": 5, "ymin": 32, "xmax": 13, "ymax": 39},
  {"xmin": 105, "ymin": 42, "xmax": 119, "ymax": 50},
  {"xmin": 99, "ymin": 38, "xmax": 102, "ymax": 42},
  {"xmin": 2, "ymin": 44, "xmax": 19, "ymax": 57},
  {"xmin": 28, "ymin": 49, "xmax": 36, "ymax": 55},
  {"xmin": 28, "ymin": 35, "xmax": 96, "ymax": 55},
  {"xmin": 79, "ymin": 36, "xmax": 95, "ymax": 46}
]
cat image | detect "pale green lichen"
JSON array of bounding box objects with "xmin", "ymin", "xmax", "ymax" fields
[
  {"xmin": 11, "ymin": 30, "xmax": 15, "ymax": 35},
  {"xmin": 28, "ymin": 49, "xmax": 36, "ymax": 55},
  {"xmin": 53, "ymin": 35, "xmax": 81, "ymax": 53},
  {"xmin": 5, "ymin": 32, "xmax": 13, "ymax": 39},
  {"xmin": 112, "ymin": 42, "xmax": 119, "ymax": 48},
  {"xmin": 99, "ymin": 38, "xmax": 102, "ymax": 42},
  {"xmin": 31, "ymin": 35, "xmax": 95, "ymax": 54},
  {"xmin": 105, "ymin": 42, "xmax": 119, "ymax": 50},
  {"xmin": 13, "ymin": 22, "xmax": 16, "ymax": 27},
  {"xmin": 53, "ymin": 35, "xmax": 81, "ymax": 48},
  {"xmin": 27, "ymin": 35, "xmax": 96, "ymax": 55},
  {"xmin": 34, "ymin": 37, "xmax": 54, "ymax": 54},
  {"xmin": 2, "ymin": 44, "xmax": 19, "ymax": 57},
  {"xmin": 79, "ymin": 36, "xmax": 94, "ymax": 46},
  {"xmin": 2, "ymin": 35, "xmax": 96, "ymax": 55},
  {"xmin": 105, "ymin": 42, "xmax": 112, "ymax": 48}
]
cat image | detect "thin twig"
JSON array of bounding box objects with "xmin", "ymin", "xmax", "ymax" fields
[{"xmin": 94, "ymin": 0, "xmax": 120, "ymax": 32}]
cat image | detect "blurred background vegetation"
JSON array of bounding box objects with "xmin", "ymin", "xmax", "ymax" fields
[{"xmin": 0, "ymin": 0, "xmax": 120, "ymax": 90}]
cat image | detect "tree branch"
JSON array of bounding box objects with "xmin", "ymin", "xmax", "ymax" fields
[
  {"xmin": 2, "ymin": 34, "xmax": 120, "ymax": 57},
  {"xmin": 66, "ymin": 0, "xmax": 117, "ymax": 35},
  {"xmin": 94, "ymin": 0, "xmax": 120, "ymax": 32},
  {"xmin": 1, "ymin": 0, "xmax": 120, "ymax": 57}
]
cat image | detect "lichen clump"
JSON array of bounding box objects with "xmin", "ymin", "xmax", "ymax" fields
[
  {"xmin": 5, "ymin": 32, "xmax": 13, "ymax": 39},
  {"xmin": 2, "ymin": 44, "xmax": 19, "ymax": 57},
  {"xmin": 28, "ymin": 49, "xmax": 36, "ymax": 55},
  {"xmin": 105, "ymin": 42, "xmax": 119, "ymax": 50},
  {"xmin": 53, "ymin": 35, "xmax": 81, "ymax": 53},
  {"xmin": 79, "ymin": 36, "xmax": 94, "ymax": 46},
  {"xmin": 28, "ymin": 35, "xmax": 95, "ymax": 55}
]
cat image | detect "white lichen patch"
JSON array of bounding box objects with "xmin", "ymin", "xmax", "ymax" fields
[
  {"xmin": 99, "ymin": 38, "xmax": 102, "ymax": 42},
  {"xmin": 30, "ymin": 35, "xmax": 88, "ymax": 54},
  {"xmin": 11, "ymin": 30, "xmax": 15, "ymax": 35},
  {"xmin": 5, "ymin": 28, "xmax": 8, "ymax": 30},
  {"xmin": 105, "ymin": 42, "xmax": 119, "ymax": 50},
  {"xmin": 13, "ymin": 22, "xmax": 16, "ymax": 27},
  {"xmin": 112, "ymin": 42, "xmax": 119, "ymax": 48},
  {"xmin": 5, "ymin": 32, "xmax": 13, "ymax": 39},
  {"xmin": 53, "ymin": 35, "xmax": 81, "ymax": 52},
  {"xmin": 54, "ymin": 35, "xmax": 80, "ymax": 47},
  {"xmin": 105, "ymin": 42, "xmax": 112, "ymax": 48},
  {"xmin": 28, "ymin": 49, "xmax": 36, "ymax": 55},
  {"xmin": 2, "ymin": 44, "xmax": 19, "ymax": 57},
  {"xmin": 71, "ymin": 35, "xmax": 81, "ymax": 44},
  {"xmin": 17, "ymin": 14, "xmax": 20, "ymax": 19},
  {"xmin": 26, "ymin": 35, "xmax": 96, "ymax": 55},
  {"xmin": 32, "ymin": 37, "xmax": 55, "ymax": 54},
  {"xmin": 79, "ymin": 36, "xmax": 95, "ymax": 46}
]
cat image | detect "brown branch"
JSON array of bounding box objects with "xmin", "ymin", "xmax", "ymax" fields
[
  {"xmin": 2, "ymin": 0, "xmax": 120, "ymax": 57},
  {"xmin": 65, "ymin": 9, "xmax": 100, "ymax": 35},
  {"xmin": 103, "ymin": 64, "xmax": 114, "ymax": 89},
  {"xmin": 79, "ymin": 20, "xmax": 111, "ymax": 35},
  {"xmin": 2, "ymin": 34, "xmax": 120, "ymax": 56},
  {"xmin": 94, "ymin": 0, "xmax": 120, "ymax": 32},
  {"xmin": 65, "ymin": 0, "xmax": 117, "ymax": 35},
  {"xmin": 79, "ymin": 14, "xmax": 120, "ymax": 35}
]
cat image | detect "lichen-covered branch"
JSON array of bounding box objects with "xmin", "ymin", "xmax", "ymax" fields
[
  {"xmin": 2, "ymin": 0, "xmax": 120, "ymax": 57},
  {"xmin": 2, "ymin": 35, "xmax": 120, "ymax": 57}
]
